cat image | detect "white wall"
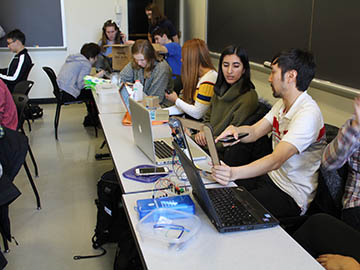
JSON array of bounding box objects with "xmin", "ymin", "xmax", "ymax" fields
[
  {"xmin": 0, "ymin": 0, "xmax": 128, "ymax": 99},
  {"xmin": 183, "ymin": 0, "xmax": 207, "ymax": 41}
]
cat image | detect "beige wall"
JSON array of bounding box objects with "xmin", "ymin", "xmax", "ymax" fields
[{"xmin": 183, "ymin": 0, "xmax": 207, "ymax": 41}]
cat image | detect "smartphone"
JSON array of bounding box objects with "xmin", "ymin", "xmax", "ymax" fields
[
  {"xmin": 165, "ymin": 89, "xmax": 173, "ymax": 94},
  {"xmin": 218, "ymin": 132, "xmax": 249, "ymax": 143},
  {"xmin": 135, "ymin": 167, "xmax": 169, "ymax": 176}
]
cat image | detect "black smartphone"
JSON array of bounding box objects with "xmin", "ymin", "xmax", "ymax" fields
[
  {"xmin": 218, "ymin": 132, "xmax": 248, "ymax": 143},
  {"xmin": 165, "ymin": 89, "xmax": 173, "ymax": 94}
]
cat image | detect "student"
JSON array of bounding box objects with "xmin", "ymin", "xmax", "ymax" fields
[
  {"xmin": 119, "ymin": 39, "xmax": 173, "ymax": 106},
  {"xmin": 0, "ymin": 29, "xmax": 32, "ymax": 93},
  {"xmin": 322, "ymin": 96, "xmax": 360, "ymax": 231},
  {"xmin": 293, "ymin": 213, "xmax": 360, "ymax": 270},
  {"xmin": 152, "ymin": 28, "xmax": 181, "ymax": 78},
  {"xmin": 165, "ymin": 39, "xmax": 217, "ymax": 120},
  {"xmin": 96, "ymin": 20, "xmax": 126, "ymax": 72},
  {"xmin": 194, "ymin": 45, "xmax": 258, "ymax": 146},
  {"xmin": 145, "ymin": 3, "xmax": 179, "ymax": 43},
  {"xmin": 212, "ymin": 49, "xmax": 326, "ymax": 218},
  {"xmin": 0, "ymin": 79, "xmax": 18, "ymax": 131},
  {"xmin": 57, "ymin": 43, "xmax": 104, "ymax": 124}
]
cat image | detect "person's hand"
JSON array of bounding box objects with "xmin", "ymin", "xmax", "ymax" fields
[
  {"xmin": 211, "ymin": 161, "xmax": 234, "ymax": 186},
  {"xmin": 215, "ymin": 125, "xmax": 242, "ymax": 146},
  {"xmin": 195, "ymin": 131, "xmax": 207, "ymax": 146},
  {"xmin": 165, "ymin": 91, "xmax": 178, "ymax": 103},
  {"xmin": 120, "ymin": 32, "xmax": 127, "ymax": 40},
  {"xmin": 95, "ymin": 70, "xmax": 105, "ymax": 78},
  {"xmin": 352, "ymin": 96, "xmax": 360, "ymax": 128},
  {"xmin": 317, "ymin": 254, "xmax": 360, "ymax": 270}
]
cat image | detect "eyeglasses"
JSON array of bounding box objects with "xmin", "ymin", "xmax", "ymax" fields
[{"xmin": 7, "ymin": 40, "xmax": 15, "ymax": 46}]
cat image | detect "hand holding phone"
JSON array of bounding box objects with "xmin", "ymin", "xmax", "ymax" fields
[
  {"xmin": 218, "ymin": 132, "xmax": 248, "ymax": 143},
  {"xmin": 135, "ymin": 167, "xmax": 169, "ymax": 176}
]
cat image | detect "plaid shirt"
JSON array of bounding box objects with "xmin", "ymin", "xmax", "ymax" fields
[{"xmin": 322, "ymin": 117, "xmax": 360, "ymax": 208}]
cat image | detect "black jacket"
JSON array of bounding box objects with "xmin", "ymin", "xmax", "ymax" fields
[{"xmin": 0, "ymin": 48, "xmax": 32, "ymax": 92}]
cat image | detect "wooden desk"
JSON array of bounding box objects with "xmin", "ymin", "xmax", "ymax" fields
[{"xmin": 122, "ymin": 191, "xmax": 323, "ymax": 270}]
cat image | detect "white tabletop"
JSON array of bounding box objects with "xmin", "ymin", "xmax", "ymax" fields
[
  {"xmin": 92, "ymin": 89, "xmax": 126, "ymax": 114},
  {"xmin": 123, "ymin": 191, "xmax": 323, "ymax": 270},
  {"xmin": 99, "ymin": 113, "xmax": 216, "ymax": 194}
]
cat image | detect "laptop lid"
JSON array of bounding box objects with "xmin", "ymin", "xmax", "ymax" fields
[{"xmin": 119, "ymin": 82, "xmax": 132, "ymax": 113}]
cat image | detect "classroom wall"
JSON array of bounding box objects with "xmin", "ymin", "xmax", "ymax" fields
[
  {"xmin": 183, "ymin": 0, "xmax": 207, "ymax": 41},
  {"xmin": 0, "ymin": 0, "xmax": 128, "ymax": 99}
]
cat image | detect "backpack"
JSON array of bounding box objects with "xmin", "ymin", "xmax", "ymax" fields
[{"xmin": 24, "ymin": 104, "xmax": 43, "ymax": 120}]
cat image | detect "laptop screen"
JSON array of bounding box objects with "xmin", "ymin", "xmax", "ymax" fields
[{"xmin": 119, "ymin": 82, "xmax": 133, "ymax": 114}]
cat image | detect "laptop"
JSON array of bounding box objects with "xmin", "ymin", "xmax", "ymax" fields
[
  {"xmin": 129, "ymin": 98, "xmax": 207, "ymax": 165},
  {"xmin": 119, "ymin": 82, "xmax": 132, "ymax": 113},
  {"xmin": 172, "ymin": 141, "xmax": 279, "ymax": 233}
]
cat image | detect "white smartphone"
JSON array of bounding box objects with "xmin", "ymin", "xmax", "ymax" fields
[{"xmin": 135, "ymin": 167, "xmax": 169, "ymax": 176}]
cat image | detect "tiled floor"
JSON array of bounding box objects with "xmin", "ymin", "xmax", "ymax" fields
[{"xmin": 5, "ymin": 103, "xmax": 116, "ymax": 269}]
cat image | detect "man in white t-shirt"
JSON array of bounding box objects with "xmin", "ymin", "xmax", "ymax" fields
[{"xmin": 212, "ymin": 48, "xmax": 326, "ymax": 218}]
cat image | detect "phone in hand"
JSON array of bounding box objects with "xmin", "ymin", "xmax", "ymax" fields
[
  {"xmin": 218, "ymin": 132, "xmax": 248, "ymax": 143},
  {"xmin": 135, "ymin": 167, "xmax": 169, "ymax": 176},
  {"xmin": 165, "ymin": 89, "xmax": 173, "ymax": 94}
]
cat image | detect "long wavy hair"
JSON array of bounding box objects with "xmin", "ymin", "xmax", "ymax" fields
[
  {"xmin": 131, "ymin": 39, "xmax": 161, "ymax": 78},
  {"xmin": 100, "ymin": 20, "xmax": 123, "ymax": 53},
  {"xmin": 145, "ymin": 3, "xmax": 166, "ymax": 26},
  {"xmin": 181, "ymin": 39, "xmax": 215, "ymax": 104},
  {"xmin": 214, "ymin": 45, "xmax": 255, "ymax": 95}
]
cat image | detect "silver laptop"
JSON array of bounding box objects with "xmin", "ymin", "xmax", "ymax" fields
[{"xmin": 129, "ymin": 98, "xmax": 206, "ymax": 165}]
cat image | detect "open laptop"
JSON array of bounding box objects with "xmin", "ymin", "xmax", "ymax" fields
[
  {"xmin": 119, "ymin": 82, "xmax": 132, "ymax": 113},
  {"xmin": 129, "ymin": 98, "xmax": 206, "ymax": 165},
  {"xmin": 172, "ymin": 141, "xmax": 279, "ymax": 233}
]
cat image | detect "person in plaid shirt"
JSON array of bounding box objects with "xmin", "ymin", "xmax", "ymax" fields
[{"xmin": 322, "ymin": 96, "xmax": 360, "ymax": 231}]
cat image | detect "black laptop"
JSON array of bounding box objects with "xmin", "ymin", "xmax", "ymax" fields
[{"xmin": 172, "ymin": 141, "xmax": 279, "ymax": 233}]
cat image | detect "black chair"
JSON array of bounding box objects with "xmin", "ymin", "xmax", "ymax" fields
[
  {"xmin": 13, "ymin": 80, "xmax": 35, "ymax": 132},
  {"xmin": 12, "ymin": 94, "xmax": 41, "ymax": 210},
  {"xmin": 42, "ymin": 66, "xmax": 98, "ymax": 140}
]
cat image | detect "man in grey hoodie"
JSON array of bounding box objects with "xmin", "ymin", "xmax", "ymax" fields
[{"xmin": 57, "ymin": 43, "xmax": 104, "ymax": 126}]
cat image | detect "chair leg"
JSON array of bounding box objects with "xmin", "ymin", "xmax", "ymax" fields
[
  {"xmin": 100, "ymin": 140, "xmax": 107, "ymax": 149},
  {"xmin": 27, "ymin": 144, "xmax": 39, "ymax": 177},
  {"xmin": 0, "ymin": 229, "xmax": 9, "ymax": 253},
  {"xmin": 23, "ymin": 161, "xmax": 41, "ymax": 210},
  {"xmin": 26, "ymin": 119, "xmax": 32, "ymax": 132},
  {"xmin": 54, "ymin": 103, "xmax": 61, "ymax": 140}
]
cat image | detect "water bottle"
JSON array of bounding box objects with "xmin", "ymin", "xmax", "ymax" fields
[{"xmin": 133, "ymin": 80, "xmax": 143, "ymax": 101}]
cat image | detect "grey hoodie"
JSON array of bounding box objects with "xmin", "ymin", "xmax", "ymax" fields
[{"xmin": 57, "ymin": 53, "xmax": 91, "ymax": 98}]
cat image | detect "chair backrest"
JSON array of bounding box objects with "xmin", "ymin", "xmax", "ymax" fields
[
  {"xmin": 42, "ymin": 66, "xmax": 61, "ymax": 100},
  {"xmin": 12, "ymin": 93, "xmax": 29, "ymax": 131},
  {"xmin": 242, "ymin": 98, "xmax": 272, "ymax": 126},
  {"xmin": 13, "ymin": 80, "xmax": 34, "ymax": 95},
  {"xmin": 23, "ymin": 63, "xmax": 34, "ymax": 81}
]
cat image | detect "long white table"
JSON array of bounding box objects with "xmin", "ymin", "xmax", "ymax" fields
[
  {"xmin": 123, "ymin": 191, "xmax": 324, "ymax": 270},
  {"xmin": 99, "ymin": 113, "xmax": 215, "ymax": 194}
]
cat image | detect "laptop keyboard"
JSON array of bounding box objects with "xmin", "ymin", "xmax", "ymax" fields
[
  {"xmin": 154, "ymin": 140, "xmax": 173, "ymax": 159},
  {"xmin": 207, "ymin": 188, "xmax": 257, "ymax": 227}
]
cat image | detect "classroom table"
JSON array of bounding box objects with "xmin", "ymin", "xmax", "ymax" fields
[
  {"xmin": 122, "ymin": 190, "xmax": 324, "ymax": 270},
  {"xmin": 99, "ymin": 113, "xmax": 215, "ymax": 194},
  {"xmin": 92, "ymin": 88, "xmax": 126, "ymax": 114}
]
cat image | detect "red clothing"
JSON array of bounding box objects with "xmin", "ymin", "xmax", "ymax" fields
[{"xmin": 0, "ymin": 79, "xmax": 18, "ymax": 130}]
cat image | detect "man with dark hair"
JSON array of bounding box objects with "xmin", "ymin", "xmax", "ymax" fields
[
  {"xmin": 0, "ymin": 29, "xmax": 32, "ymax": 92},
  {"xmin": 152, "ymin": 28, "xmax": 181, "ymax": 78},
  {"xmin": 213, "ymin": 48, "xmax": 326, "ymax": 218},
  {"xmin": 57, "ymin": 43, "xmax": 104, "ymax": 126}
]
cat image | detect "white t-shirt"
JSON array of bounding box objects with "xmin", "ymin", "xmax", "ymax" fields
[{"xmin": 264, "ymin": 91, "xmax": 326, "ymax": 214}]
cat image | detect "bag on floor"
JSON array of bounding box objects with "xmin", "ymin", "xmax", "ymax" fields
[{"xmin": 24, "ymin": 104, "xmax": 43, "ymax": 120}]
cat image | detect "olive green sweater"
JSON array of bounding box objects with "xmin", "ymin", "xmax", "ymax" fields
[{"xmin": 203, "ymin": 78, "xmax": 258, "ymax": 137}]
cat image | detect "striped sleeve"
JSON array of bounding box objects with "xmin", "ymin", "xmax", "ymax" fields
[
  {"xmin": 0, "ymin": 54, "xmax": 24, "ymax": 81},
  {"xmin": 195, "ymin": 81, "xmax": 214, "ymax": 105}
]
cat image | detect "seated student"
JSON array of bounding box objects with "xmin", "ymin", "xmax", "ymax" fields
[
  {"xmin": 194, "ymin": 45, "xmax": 258, "ymax": 149},
  {"xmin": 322, "ymin": 96, "xmax": 360, "ymax": 232},
  {"xmin": 152, "ymin": 28, "xmax": 181, "ymax": 79},
  {"xmin": 212, "ymin": 49, "xmax": 326, "ymax": 219},
  {"xmin": 57, "ymin": 43, "xmax": 104, "ymax": 125},
  {"xmin": 293, "ymin": 213, "xmax": 360, "ymax": 270},
  {"xmin": 0, "ymin": 29, "xmax": 32, "ymax": 93},
  {"xmin": 0, "ymin": 79, "xmax": 18, "ymax": 130},
  {"xmin": 119, "ymin": 39, "xmax": 173, "ymax": 106},
  {"xmin": 145, "ymin": 3, "xmax": 179, "ymax": 43},
  {"xmin": 96, "ymin": 20, "xmax": 132, "ymax": 72},
  {"xmin": 165, "ymin": 39, "xmax": 217, "ymax": 120}
]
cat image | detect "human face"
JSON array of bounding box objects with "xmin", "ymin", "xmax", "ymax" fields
[
  {"xmin": 105, "ymin": 26, "xmax": 117, "ymax": 42},
  {"xmin": 222, "ymin": 54, "xmax": 245, "ymax": 85},
  {"xmin": 7, "ymin": 38, "xmax": 18, "ymax": 53},
  {"xmin": 133, "ymin": 53, "xmax": 147, "ymax": 68},
  {"xmin": 154, "ymin": 34, "xmax": 167, "ymax": 46},
  {"xmin": 145, "ymin": 10, "xmax": 152, "ymax": 20},
  {"xmin": 268, "ymin": 62, "xmax": 286, "ymax": 98}
]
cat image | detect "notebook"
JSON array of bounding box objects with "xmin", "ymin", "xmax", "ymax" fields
[
  {"xmin": 172, "ymin": 141, "xmax": 279, "ymax": 233},
  {"xmin": 129, "ymin": 98, "xmax": 207, "ymax": 165}
]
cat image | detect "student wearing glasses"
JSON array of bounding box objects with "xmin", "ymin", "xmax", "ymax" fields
[
  {"xmin": 0, "ymin": 29, "xmax": 32, "ymax": 92},
  {"xmin": 119, "ymin": 39, "xmax": 173, "ymax": 106}
]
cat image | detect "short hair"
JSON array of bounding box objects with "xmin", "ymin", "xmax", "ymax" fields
[
  {"xmin": 272, "ymin": 48, "xmax": 316, "ymax": 91},
  {"xmin": 131, "ymin": 39, "xmax": 160, "ymax": 77},
  {"xmin": 214, "ymin": 45, "xmax": 255, "ymax": 95},
  {"xmin": 80, "ymin": 43, "xmax": 101, "ymax": 59},
  {"xmin": 152, "ymin": 27, "xmax": 170, "ymax": 40},
  {"xmin": 7, "ymin": 29, "xmax": 25, "ymax": 45}
]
